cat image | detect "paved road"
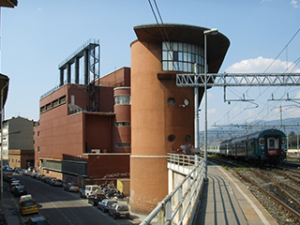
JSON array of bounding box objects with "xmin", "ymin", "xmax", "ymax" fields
[{"xmin": 9, "ymin": 175, "xmax": 138, "ymax": 225}]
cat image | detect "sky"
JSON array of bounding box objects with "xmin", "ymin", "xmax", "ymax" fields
[{"xmin": 0, "ymin": 0, "xmax": 300, "ymax": 131}]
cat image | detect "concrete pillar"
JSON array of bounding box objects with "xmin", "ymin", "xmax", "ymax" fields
[
  {"xmin": 75, "ymin": 57, "xmax": 80, "ymax": 84},
  {"xmin": 84, "ymin": 49, "xmax": 89, "ymax": 85},
  {"xmin": 60, "ymin": 68, "xmax": 64, "ymax": 86},
  {"xmin": 67, "ymin": 63, "xmax": 71, "ymax": 84}
]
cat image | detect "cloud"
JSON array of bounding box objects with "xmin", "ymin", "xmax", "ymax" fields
[
  {"xmin": 261, "ymin": 0, "xmax": 299, "ymax": 8},
  {"xmin": 291, "ymin": 0, "xmax": 299, "ymax": 8},
  {"xmin": 208, "ymin": 108, "xmax": 217, "ymax": 114},
  {"xmin": 225, "ymin": 56, "xmax": 300, "ymax": 73}
]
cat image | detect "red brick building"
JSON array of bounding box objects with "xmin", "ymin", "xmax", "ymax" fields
[
  {"xmin": 35, "ymin": 23, "xmax": 229, "ymax": 214},
  {"xmin": 34, "ymin": 67, "xmax": 131, "ymax": 186}
]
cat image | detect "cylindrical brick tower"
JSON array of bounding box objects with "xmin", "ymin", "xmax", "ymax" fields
[
  {"xmin": 130, "ymin": 24, "xmax": 230, "ymax": 214},
  {"xmin": 113, "ymin": 87, "xmax": 131, "ymax": 153}
]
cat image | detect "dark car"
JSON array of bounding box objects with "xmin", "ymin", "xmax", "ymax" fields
[
  {"xmin": 98, "ymin": 199, "xmax": 118, "ymax": 212},
  {"xmin": 13, "ymin": 185, "xmax": 27, "ymax": 197},
  {"xmin": 4, "ymin": 175, "xmax": 17, "ymax": 182},
  {"xmin": 87, "ymin": 193, "xmax": 107, "ymax": 206},
  {"xmin": 108, "ymin": 203, "xmax": 130, "ymax": 219},
  {"xmin": 25, "ymin": 216, "xmax": 49, "ymax": 225}
]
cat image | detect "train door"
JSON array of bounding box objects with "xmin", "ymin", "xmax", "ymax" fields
[{"xmin": 266, "ymin": 136, "xmax": 280, "ymax": 156}]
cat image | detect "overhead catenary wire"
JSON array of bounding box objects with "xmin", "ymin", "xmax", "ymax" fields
[{"xmin": 214, "ymin": 26, "xmax": 300, "ymax": 129}]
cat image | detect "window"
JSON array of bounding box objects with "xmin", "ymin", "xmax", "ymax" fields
[
  {"xmin": 115, "ymin": 95, "xmax": 131, "ymax": 105},
  {"xmin": 168, "ymin": 135, "xmax": 176, "ymax": 142},
  {"xmin": 116, "ymin": 122, "xmax": 131, "ymax": 127},
  {"xmin": 60, "ymin": 96, "xmax": 66, "ymax": 104},
  {"xmin": 116, "ymin": 143, "xmax": 131, "ymax": 148},
  {"xmin": 168, "ymin": 98, "xmax": 175, "ymax": 105},
  {"xmin": 162, "ymin": 42, "xmax": 204, "ymax": 73},
  {"xmin": 37, "ymin": 147, "xmax": 40, "ymax": 153},
  {"xmin": 185, "ymin": 135, "xmax": 191, "ymax": 143},
  {"xmin": 52, "ymin": 99, "xmax": 59, "ymax": 107}
]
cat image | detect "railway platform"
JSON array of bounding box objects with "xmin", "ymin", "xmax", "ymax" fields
[{"xmin": 193, "ymin": 162, "xmax": 278, "ymax": 225}]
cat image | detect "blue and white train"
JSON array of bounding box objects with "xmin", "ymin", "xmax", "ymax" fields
[{"xmin": 207, "ymin": 129, "xmax": 287, "ymax": 165}]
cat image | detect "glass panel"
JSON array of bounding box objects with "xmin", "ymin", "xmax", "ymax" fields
[
  {"xmin": 178, "ymin": 62, "xmax": 183, "ymax": 71},
  {"xmin": 187, "ymin": 44, "xmax": 191, "ymax": 53},
  {"xmin": 183, "ymin": 62, "xmax": 188, "ymax": 72},
  {"xmin": 168, "ymin": 61, "xmax": 173, "ymax": 71},
  {"xmin": 162, "ymin": 42, "xmax": 168, "ymax": 51},
  {"xmin": 187, "ymin": 53, "xmax": 191, "ymax": 62},
  {"xmin": 162, "ymin": 51, "xmax": 168, "ymax": 60},
  {"xmin": 178, "ymin": 43, "xmax": 183, "ymax": 51},
  {"xmin": 183, "ymin": 43, "xmax": 188, "ymax": 52},
  {"xmin": 164, "ymin": 42, "xmax": 170, "ymax": 50},
  {"xmin": 178, "ymin": 52, "xmax": 183, "ymax": 61},
  {"xmin": 167, "ymin": 51, "xmax": 173, "ymax": 60},
  {"xmin": 173, "ymin": 42, "xmax": 178, "ymax": 51},
  {"xmin": 183, "ymin": 53, "xmax": 188, "ymax": 62},
  {"xmin": 162, "ymin": 62, "xmax": 168, "ymax": 70},
  {"xmin": 173, "ymin": 51, "xmax": 178, "ymax": 61}
]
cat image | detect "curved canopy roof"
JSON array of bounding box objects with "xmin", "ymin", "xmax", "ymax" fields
[{"xmin": 133, "ymin": 23, "xmax": 230, "ymax": 73}]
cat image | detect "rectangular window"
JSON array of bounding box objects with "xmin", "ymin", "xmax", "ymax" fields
[
  {"xmin": 162, "ymin": 51, "xmax": 168, "ymax": 60},
  {"xmin": 167, "ymin": 51, "xmax": 173, "ymax": 60},
  {"xmin": 173, "ymin": 51, "xmax": 178, "ymax": 61},
  {"xmin": 60, "ymin": 96, "xmax": 66, "ymax": 104},
  {"xmin": 52, "ymin": 99, "xmax": 59, "ymax": 107},
  {"xmin": 115, "ymin": 143, "xmax": 131, "ymax": 148}
]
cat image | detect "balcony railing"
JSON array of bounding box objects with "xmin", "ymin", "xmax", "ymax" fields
[{"xmin": 140, "ymin": 153, "xmax": 205, "ymax": 225}]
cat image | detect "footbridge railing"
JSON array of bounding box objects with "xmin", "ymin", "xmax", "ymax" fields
[{"xmin": 140, "ymin": 154, "xmax": 205, "ymax": 225}]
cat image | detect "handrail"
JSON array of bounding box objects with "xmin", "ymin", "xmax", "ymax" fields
[{"xmin": 140, "ymin": 153, "xmax": 205, "ymax": 225}]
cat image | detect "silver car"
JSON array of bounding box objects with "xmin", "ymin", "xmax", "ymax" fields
[
  {"xmin": 108, "ymin": 203, "xmax": 130, "ymax": 219},
  {"xmin": 98, "ymin": 199, "xmax": 117, "ymax": 212}
]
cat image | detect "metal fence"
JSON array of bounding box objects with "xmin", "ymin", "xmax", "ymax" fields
[{"xmin": 140, "ymin": 154, "xmax": 205, "ymax": 225}]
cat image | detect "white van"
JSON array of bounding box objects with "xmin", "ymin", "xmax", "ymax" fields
[{"xmin": 79, "ymin": 185, "xmax": 100, "ymax": 198}]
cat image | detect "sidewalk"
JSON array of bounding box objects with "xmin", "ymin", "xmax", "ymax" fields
[{"xmin": 0, "ymin": 180, "xmax": 22, "ymax": 225}]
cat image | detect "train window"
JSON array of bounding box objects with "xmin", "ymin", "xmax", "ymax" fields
[
  {"xmin": 259, "ymin": 138, "xmax": 265, "ymax": 146},
  {"xmin": 282, "ymin": 138, "xmax": 286, "ymax": 144},
  {"xmin": 269, "ymin": 139, "xmax": 275, "ymax": 148}
]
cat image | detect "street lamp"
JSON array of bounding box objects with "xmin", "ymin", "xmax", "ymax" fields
[{"xmin": 204, "ymin": 28, "xmax": 218, "ymax": 180}]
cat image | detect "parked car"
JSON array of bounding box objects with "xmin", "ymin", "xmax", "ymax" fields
[
  {"xmin": 87, "ymin": 193, "xmax": 107, "ymax": 206},
  {"xmin": 51, "ymin": 179, "xmax": 63, "ymax": 187},
  {"xmin": 64, "ymin": 183, "xmax": 79, "ymax": 192},
  {"xmin": 19, "ymin": 195, "xmax": 38, "ymax": 216},
  {"xmin": 23, "ymin": 170, "xmax": 32, "ymax": 176},
  {"xmin": 98, "ymin": 199, "xmax": 118, "ymax": 212},
  {"xmin": 79, "ymin": 185, "xmax": 100, "ymax": 198},
  {"xmin": 24, "ymin": 216, "xmax": 50, "ymax": 225},
  {"xmin": 4, "ymin": 175, "xmax": 17, "ymax": 182},
  {"xmin": 30, "ymin": 173, "xmax": 37, "ymax": 179},
  {"xmin": 108, "ymin": 203, "xmax": 130, "ymax": 219},
  {"xmin": 10, "ymin": 183, "xmax": 20, "ymax": 193},
  {"xmin": 13, "ymin": 185, "xmax": 27, "ymax": 197},
  {"xmin": 14, "ymin": 167, "xmax": 23, "ymax": 174},
  {"xmin": 36, "ymin": 174, "xmax": 44, "ymax": 180},
  {"xmin": 40, "ymin": 176, "xmax": 48, "ymax": 183},
  {"xmin": 45, "ymin": 177, "xmax": 54, "ymax": 184}
]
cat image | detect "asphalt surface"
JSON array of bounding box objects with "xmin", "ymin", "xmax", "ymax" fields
[{"xmin": 1, "ymin": 174, "xmax": 144, "ymax": 225}]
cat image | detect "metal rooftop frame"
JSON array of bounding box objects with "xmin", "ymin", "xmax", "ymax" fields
[{"xmin": 58, "ymin": 39, "xmax": 100, "ymax": 70}]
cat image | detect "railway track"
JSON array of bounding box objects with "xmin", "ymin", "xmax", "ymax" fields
[{"xmin": 209, "ymin": 157, "xmax": 300, "ymax": 224}]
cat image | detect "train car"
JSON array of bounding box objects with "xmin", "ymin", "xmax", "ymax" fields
[{"xmin": 207, "ymin": 129, "xmax": 287, "ymax": 165}]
